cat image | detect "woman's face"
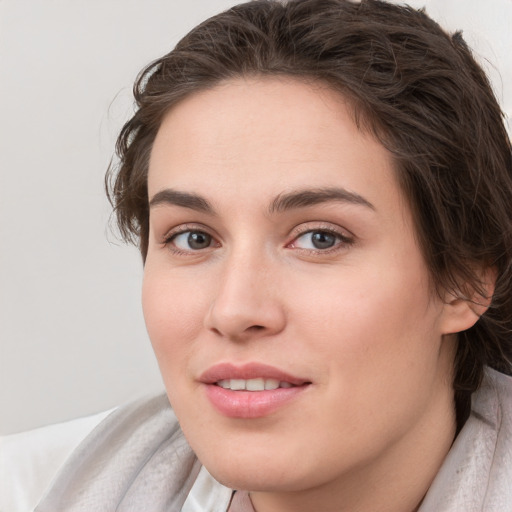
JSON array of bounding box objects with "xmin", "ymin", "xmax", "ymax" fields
[{"xmin": 143, "ymin": 78, "xmax": 460, "ymax": 498}]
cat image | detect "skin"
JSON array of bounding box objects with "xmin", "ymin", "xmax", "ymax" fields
[{"xmin": 143, "ymin": 78, "xmax": 482, "ymax": 512}]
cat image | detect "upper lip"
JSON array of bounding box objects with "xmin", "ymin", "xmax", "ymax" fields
[{"xmin": 199, "ymin": 362, "xmax": 309, "ymax": 386}]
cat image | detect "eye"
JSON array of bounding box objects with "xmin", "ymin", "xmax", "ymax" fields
[
  {"xmin": 290, "ymin": 229, "xmax": 352, "ymax": 251},
  {"xmin": 298, "ymin": 231, "xmax": 337, "ymax": 250},
  {"xmin": 169, "ymin": 230, "xmax": 215, "ymax": 251}
]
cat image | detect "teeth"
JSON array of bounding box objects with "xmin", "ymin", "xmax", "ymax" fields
[
  {"xmin": 246, "ymin": 378, "xmax": 265, "ymax": 391},
  {"xmin": 216, "ymin": 378, "xmax": 293, "ymax": 391},
  {"xmin": 264, "ymin": 379, "xmax": 279, "ymax": 390},
  {"xmin": 217, "ymin": 380, "xmax": 231, "ymax": 389},
  {"xmin": 230, "ymin": 379, "xmax": 246, "ymax": 390}
]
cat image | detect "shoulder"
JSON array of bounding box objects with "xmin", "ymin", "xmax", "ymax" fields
[
  {"xmin": 31, "ymin": 393, "xmax": 232, "ymax": 512},
  {"xmin": 0, "ymin": 408, "xmax": 113, "ymax": 512},
  {"xmin": 482, "ymin": 366, "xmax": 512, "ymax": 418},
  {"xmin": 473, "ymin": 367, "xmax": 512, "ymax": 451},
  {"xmin": 420, "ymin": 367, "xmax": 512, "ymax": 511},
  {"xmin": 1, "ymin": 393, "xmax": 231, "ymax": 512}
]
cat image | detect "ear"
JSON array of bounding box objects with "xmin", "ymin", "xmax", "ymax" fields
[{"xmin": 439, "ymin": 266, "xmax": 497, "ymax": 335}]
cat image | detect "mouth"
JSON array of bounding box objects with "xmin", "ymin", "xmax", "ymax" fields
[
  {"xmin": 200, "ymin": 363, "xmax": 311, "ymax": 418},
  {"xmin": 215, "ymin": 378, "xmax": 297, "ymax": 391}
]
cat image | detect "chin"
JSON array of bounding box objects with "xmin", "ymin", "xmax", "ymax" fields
[
  {"xmin": 194, "ymin": 440, "xmax": 318, "ymax": 493},
  {"xmin": 204, "ymin": 461, "xmax": 305, "ymax": 493}
]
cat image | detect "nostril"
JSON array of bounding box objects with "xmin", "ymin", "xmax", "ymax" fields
[{"xmin": 248, "ymin": 325, "xmax": 265, "ymax": 331}]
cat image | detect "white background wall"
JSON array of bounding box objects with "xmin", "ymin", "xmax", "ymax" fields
[{"xmin": 1, "ymin": 0, "xmax": 510, "ymax": 435}]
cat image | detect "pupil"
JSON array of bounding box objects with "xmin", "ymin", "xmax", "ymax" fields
[
  {"xmin": 312, "ymin": 231, "xmax": 335, "ymax": 249},
  {"xmin": 188, "ymin": 232, "xmax": 211, "ymax": 249}
]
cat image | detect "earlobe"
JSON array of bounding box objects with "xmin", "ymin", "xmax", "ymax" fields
[{"xmin": 440, "ymin": 267, "xmax": 496, "ymax": 335}]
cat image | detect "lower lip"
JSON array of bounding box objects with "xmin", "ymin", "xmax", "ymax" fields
[{"xmin": 204, "ymin": 384, "xmax": 309, "ymax": 418}]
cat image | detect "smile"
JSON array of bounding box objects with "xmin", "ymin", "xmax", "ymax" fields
[
  {"xmin": 216, "ymin": 378, "xmax": 295, "ymax": 391},
  {"xmin": 200, "ymin": 363, "xmax": 311, "ymax": 418}
]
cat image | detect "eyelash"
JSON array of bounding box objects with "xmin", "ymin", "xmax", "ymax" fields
[
  {"xmin": 161, "ymin": 223, "xmax": 354, "ymax": 256},
  {"xmin": 287, "ymin": 225, "xmax": 354, "ymax": 255},
  {"xmin": 162, "ymin": 224, "xmax": 219, "ymax": 256}
]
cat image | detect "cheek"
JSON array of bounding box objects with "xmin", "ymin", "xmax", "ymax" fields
[
  {"xmin": 285, "ymin": 271, "xmax": 443, "ymax": 450},
  {"xmin": 141, "ymin": 268, "xmax": 207, "ymax": 369},
  {"xmin": 290, "ymin": 258, "xmax": 441, "ymax": 382}
]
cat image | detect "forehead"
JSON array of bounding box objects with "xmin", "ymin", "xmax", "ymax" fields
[{"xmin": 148, "ymin": 77, "xmax": 402, "ymax": 216}]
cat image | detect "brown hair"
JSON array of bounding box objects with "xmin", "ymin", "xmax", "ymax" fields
[{"xmin": 106, "ymin": 0, "xmax": 512, "ymax": 423}]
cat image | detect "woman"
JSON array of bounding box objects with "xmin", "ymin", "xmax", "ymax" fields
[{"xmin": 6, "ymin": 0, "xmax": 512, "ymax": 510}]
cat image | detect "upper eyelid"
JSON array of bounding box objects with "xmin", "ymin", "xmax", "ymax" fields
[
  {"xmin": 290, "ymin": 229, "xmax": 352, "ymax": 247},
  {"xmin": 162, "ymin": 223, "xmax": 217, "ymax": 242},
  {"xmin": 289, "ymin": 221, "xmax": 354, "ymax": 239}
]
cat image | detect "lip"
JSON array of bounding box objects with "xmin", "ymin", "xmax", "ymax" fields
[
  {"xmin": 199, "ymin": 362, "xmax": 309, "ymax": 385},
  {"xmin": 199, "ymin": 362, "xmax": 311, "ymax": 419}
]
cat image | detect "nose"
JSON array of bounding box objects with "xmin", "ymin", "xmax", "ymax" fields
[{"xmin": 204, "ymin": 253, "xmax": 286, "ymax": 342}]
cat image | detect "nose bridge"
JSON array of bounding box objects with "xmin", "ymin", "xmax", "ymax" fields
[{"xmin": 205, "ymin": 241, "xmax": 285, "ymax": 339}]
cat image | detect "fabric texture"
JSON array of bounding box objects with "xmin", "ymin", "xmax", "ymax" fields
[
  {"xmin": 419, "ymin": 367, "xmax": 512, "ymax": 511},
  {"xmin": 0, "ymin": 409, "xmax": 112, "ymax": 512},
  {"xmin": 33, "ymin": 395, "xmax": 215, "ymax": 512},
  {"xmin": 2, "ymin": 368, "xmax": 510, "ymax": 511}
]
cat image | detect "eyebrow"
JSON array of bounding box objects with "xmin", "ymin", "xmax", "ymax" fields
[
  {"xmin": 148, "ymin": 186, "xmax": 375, "ymax": 216},
  {"xmin": 149, "ymin": 189, "xmax": 214, "ymax": 214},
  {"xmin": 268, "ymin": 187, "xmax": 375, "ymax": 214}
]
